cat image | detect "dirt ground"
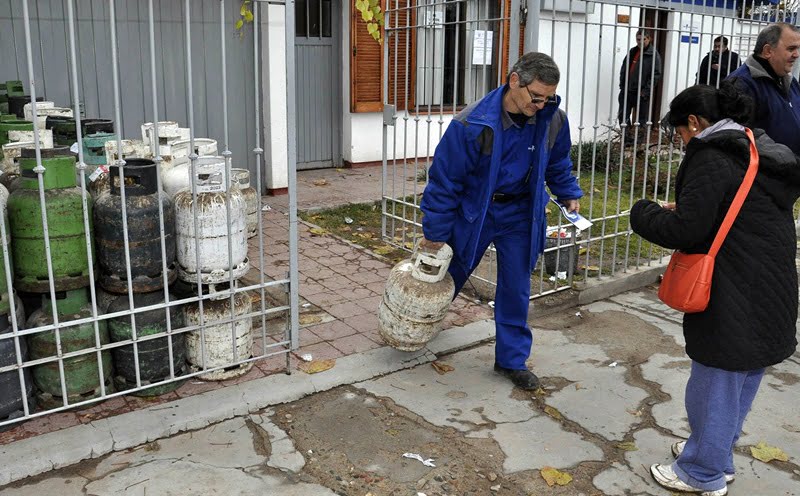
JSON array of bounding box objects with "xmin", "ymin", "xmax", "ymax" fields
[{"xmin": 265, "ymin": 304, "xmax": 687, "ymax": 496}]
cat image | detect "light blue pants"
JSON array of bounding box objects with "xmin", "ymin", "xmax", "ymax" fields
[
  {"xmin": 448, "ymin": 199, "xmax": 534, "ymax": 369},
  {"xmin": 673, "ymin": 360, "xmax": 765, "ymax": 491}
]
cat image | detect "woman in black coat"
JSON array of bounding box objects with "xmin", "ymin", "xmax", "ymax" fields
[{"xmin": 631, "ymin": 80, "xmax": 800, "ymax": 495}]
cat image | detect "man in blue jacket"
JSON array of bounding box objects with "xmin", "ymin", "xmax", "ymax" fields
[
  {"xmin": 419, "ymin": 52, "xmax": 583, "ymax": 390},
  {"xmin": 728, "ymin": 23, "xmax": 800, "ymax": 154}
]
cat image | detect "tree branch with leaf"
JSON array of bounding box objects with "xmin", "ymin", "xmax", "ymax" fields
[
  {"xmin": 355, "ymin": 0, "xmax": 384, "ymax": 44},
  {"xmin": 236, "ymin": 0, "xmax": 254, "ymax": 36}
]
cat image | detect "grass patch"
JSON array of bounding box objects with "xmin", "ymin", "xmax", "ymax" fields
[{"xmin": 299, "ymin": 202, "xmax": 412, "ymax": 264}]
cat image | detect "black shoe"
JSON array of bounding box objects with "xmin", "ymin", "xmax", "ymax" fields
[{"xmin": 494, "ymin": 364, "xmax": 540, "ymax": 390}]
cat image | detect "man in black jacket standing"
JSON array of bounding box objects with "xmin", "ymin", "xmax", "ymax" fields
[
  {"xmin": 696, "ymin": 36, "xmax": 740, "ymax": 86},
  {"xmin": 618, "ymin": 29, "xmax": 663, "ymax": 141}
]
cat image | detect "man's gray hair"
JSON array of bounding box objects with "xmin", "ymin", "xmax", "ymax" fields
[
  {"xmin": 754, "ymin": 23, "xmax": 800, "ymax": 55},
  {"xmin": 508, "ymin": 52, "xmax": 560, "ymax": 86}
]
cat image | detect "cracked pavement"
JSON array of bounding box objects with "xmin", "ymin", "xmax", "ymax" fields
[{"xmin": 2, "ymin": 288, "xmax": 799, "ymax": 495}]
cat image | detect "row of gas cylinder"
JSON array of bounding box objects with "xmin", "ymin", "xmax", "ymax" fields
[
  {"xmin": 0, "ymin": 283, "xmax": 256, "ymax": 421},
  {"xmin": 0, "ymin": 150, "xmax": 258, "ymax": 420},
  {"xmin": 0, "ymin": 85, "xmax": 260, "ymax": 421}
]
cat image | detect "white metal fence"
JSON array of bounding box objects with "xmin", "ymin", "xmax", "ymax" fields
[
  {"xmin": 0, "ymin": 0, "xmax": 299, "ymax": 429},
  {"xmin": 381, "ymin": 0, "xmax": 799, "ymax": 300}
]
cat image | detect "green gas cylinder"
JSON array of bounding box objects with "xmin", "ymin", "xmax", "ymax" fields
[
  {"xmin": 27, "ymin": 288, "xmax": 113, "ymax": 409},
  {"xmin": 8, "ymin": 147, "xmax": 95, "ymax": 292}
]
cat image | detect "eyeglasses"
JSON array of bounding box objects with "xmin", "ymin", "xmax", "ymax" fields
[{"xmin": 524, "ymin": 85, "xmax": 558, "ymax": 106}]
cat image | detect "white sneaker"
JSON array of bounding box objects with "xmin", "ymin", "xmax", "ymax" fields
[
  {"xmin": 650, "ymin": 463, "xmax": 728, "ymax": 495},
  {"xmin": 671, "ymin": 441, "xmax": 736, "ymax": 483}
]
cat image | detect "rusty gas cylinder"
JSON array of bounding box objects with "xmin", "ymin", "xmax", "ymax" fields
[
  {"xmin": 0, "ymin": 314, "xmax": 35, "ymax": 425},
  {"xmin": 184, "ymin": 284, "xmax": 253, "ymax": 381},
  {"xmin": 174, "ymin": 161, "xmax": 248, "ymax": 285},
  {"xmin": 107, "ymin": 290, "xmax": 186, "ymax": 396},
  {"xmin": 378, "ymin": 244, "xmax": 455, "ymax": 351},
  {"xmin": 94, "ymin": 158, "xmax": 176, "ymax": 293}
]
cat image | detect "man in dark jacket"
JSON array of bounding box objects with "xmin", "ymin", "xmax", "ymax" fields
[
  {"xmin": 618, "ymin": 29, "xmax": 663, "ymax": 139},
  {"xmin": 728, "ymin": 23, "xmax": 800, "ymax": 154},
  {"xmin": 419, "ymin": 53, "xmax": 582, "ymax": 390},
  {"xmin": 696, "ymin": 36, "xmax": 740, "ymax": 86}
]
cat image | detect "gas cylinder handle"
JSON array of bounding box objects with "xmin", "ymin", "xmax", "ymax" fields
[{"xmin": 411, "ymin": 242, "xmax": 453, "ymax": 283}]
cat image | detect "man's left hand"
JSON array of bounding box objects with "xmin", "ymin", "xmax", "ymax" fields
[{"xmin": 561, "ymin": 199, "xmax": 580, "ymax": 213}]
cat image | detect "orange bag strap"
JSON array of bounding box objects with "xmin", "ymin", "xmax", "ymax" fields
[{"xmin": 708, "ymin": 128, "xmax": 759, "ymax": 258}]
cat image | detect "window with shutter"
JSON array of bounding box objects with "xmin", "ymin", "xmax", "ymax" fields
[
  {"xmin": 351, "ymin": 3, "xmax": 384, "ymax": 112},
  {"xmin": 350, "ymin": 0, "xmax": 513, "ymax": 113},
  {"xmin": 350, "ymin": 1, "xmax": 416, "ymax": 112}
]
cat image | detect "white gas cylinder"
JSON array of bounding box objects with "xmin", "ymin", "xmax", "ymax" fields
[
  {"xmin": 174, "ymin": 162, "xmax": 248, "ymax": 284},
  {"xmin": 231, "ymin": 168, "xmax": 258, "ymax": 238},
  {"xmin": 2, "ymin": 141, "xmax": 36, "ymax": 176},
  {"xmin": 104, "ymin": 139, "xmax": 152, "ymax": 165},
  {"xmin": 163, "ymin": 155, "xmax": 229, "ymax": 198},
  {"xmin": 184, "ymin": 288, "xmax": 253, "ymax": 380},
  {"xmin": 171, "ymin": 138, "xmax": 218, "ymax": 167},
  {"xmin": 24, "ymin": 103, "xmax": 72, "ymax": 129},
  {"xmin": 378, "ymin": 244, "xmax": 456, "ymax": 351},
  {"xmin": 7, "ymin": 129, "xmax": 54, "ymax": 149},
  {"xmin": 141, "ymin": 121, "xmax": 182, "ymax": 146}
]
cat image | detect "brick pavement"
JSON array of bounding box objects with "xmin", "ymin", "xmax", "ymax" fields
[{"xmin": 0, "ymin": 165, "xmax": 493, "ymax": 445}]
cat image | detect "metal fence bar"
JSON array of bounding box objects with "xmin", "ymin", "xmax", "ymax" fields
[
  {"xmin": 147, "ymin": 0, "xmax": 177, "ymax": 383},
  {"xmin": 68, "ymin": 0, "xmax": 108, "ymax": 399},
  {"xmin": 21, "ymin": 0, "xmax": 70, "ymax": 407},
  {"xmin": 109, "ymin": 0, "xmax": 144, "ymax": 391},
  {"xmin": 285, "ymin": 0, "xmax": 300, "ymax": 352},
  {"xmin": 252, "ymin": 1, "xmax": 272, "ymax": 372}
]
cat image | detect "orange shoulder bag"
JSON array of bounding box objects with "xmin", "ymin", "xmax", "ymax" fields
[{"xmin": 658, "ymin": 128, "xmax": 759, "ymax": 313}]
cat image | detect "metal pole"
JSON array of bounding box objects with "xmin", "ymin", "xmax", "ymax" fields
[
  {"xmin": 509, "ymin": 0, "xmax": 521, "ymax": 67},
  {"xmin": 109, "ymin": 0, "xmax": 143, "ymax": 389},
  {"xmin": 524, "ymin": 0, "xmax": 540, "ymax": 52},
  {"xmin": 147, "ymin": 0, "xmax": 176, "ymax": 382},
  {"xmin": 285, "ymin": 1, "xmax": 300, "ymax": 351},
  {"xmin": 21, "ymin": 0, "xmax": 70, "ymax": 406},
  {"xmin": 67, "ymin": 0, "xmax": 107, "ymax": 398}
]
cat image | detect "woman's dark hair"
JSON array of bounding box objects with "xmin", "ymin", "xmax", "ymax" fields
[{"xmin": 666, "ymin": 78, "xmax": 753, "ymax": 128}]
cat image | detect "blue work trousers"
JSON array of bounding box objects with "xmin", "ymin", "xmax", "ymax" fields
[
  {"xmin": 673, "ymin": 360, "xmax": 765, "ymax": 492},
  {"xmin": 448, "ymin": 199, "xmax": 533, "ymax": 369}
]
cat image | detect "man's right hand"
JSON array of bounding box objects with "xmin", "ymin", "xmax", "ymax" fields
[{"xmin": 418, "ymin": 237, "xmax": 445, "ymax": 252}]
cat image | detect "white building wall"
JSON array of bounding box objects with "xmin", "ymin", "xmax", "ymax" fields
[{"xmin": 263, "ymin": 5, "xmax": 289, "ymax": 191}]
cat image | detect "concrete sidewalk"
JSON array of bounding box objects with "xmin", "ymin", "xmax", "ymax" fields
[
  {"xmin": 2, "ymin": 288, "xmax": 798, "ymax": 495},
  {"xmin": 1, "ymin": 165, "xmax": 797, "ymax": 494}
]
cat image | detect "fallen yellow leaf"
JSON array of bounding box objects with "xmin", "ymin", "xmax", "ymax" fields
[
  {"xmin": 544, "ymin": 405, "xmax": 563, "ymax": 421},
  {"xmin": 312, "ymin": 179, "xmax": 329, "ymax": 186},
  {"xmin": 298, "ymin": 359, "xmax": 336, "ymax": 374},
  {"xmin": 431, "ymin": 361, "xmax": 455, "ymax": 375},
  {"xmin": 750, "ymin": 442, "xmax": 789, "ymax": 463},
  {"xmin": 309, "ymin": 228, "xmax": 328, "ymax": 236},
  {"xmin": 373, "ymin": 246, "xmax": 394, "ymax": 256},
  {"xmin": 298, "ymin": 314, "xmax": 323, "ymax": 326},
  {"xmin": 540, "ymin": 466, "xmax": 572, "ymax": 487},
  {"xmin": 616, "ymin": 441, "xmax": 638, "ymax": 452}
]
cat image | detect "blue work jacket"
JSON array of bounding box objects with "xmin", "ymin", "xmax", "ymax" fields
[
  {"xmin": 420, "ymin": 84, "xmax": 583, "ymax": 271},
  {"xmin": 729, "ymin": 56, "xmax": 800, "ymax": 154}
]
